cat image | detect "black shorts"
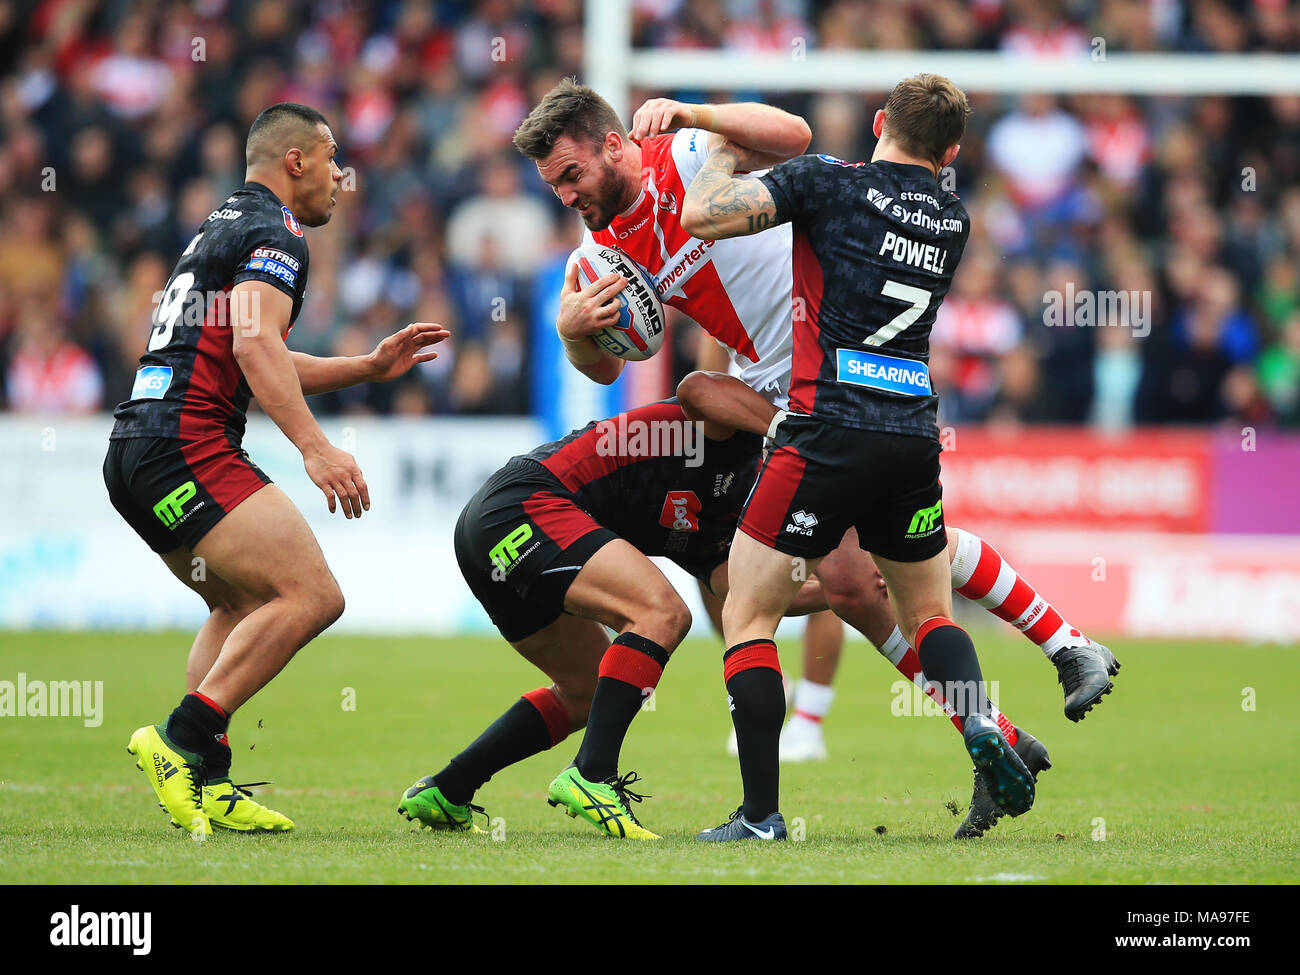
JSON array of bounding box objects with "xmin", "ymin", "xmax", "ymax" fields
[
  {"xmin": 103, "ymin": 435, "xmax": 272, "ymax": 555},
  {"xmin": 454, "ymin": 458, "xmax": 617, "ymax": 642},
  {"xmin": 738, "ymin": 413, "xmax": 945, "ymax": 563}
]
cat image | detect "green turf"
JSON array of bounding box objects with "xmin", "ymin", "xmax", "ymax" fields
[{"xmin": 1, "ymin": 628, "xmax": 1297, "ymax": 884}]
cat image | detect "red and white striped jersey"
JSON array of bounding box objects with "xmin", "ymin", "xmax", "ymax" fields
[{"xmin": 587, "ymin": 129, "xmax": 794, "ymax": 405}]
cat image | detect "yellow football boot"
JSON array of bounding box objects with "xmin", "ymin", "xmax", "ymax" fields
[
  {"xmin": 127, "ymin": 724, "xmax": 211, "ymax": 838},
  {"xmin": 167, "ymin": 779, "xmax": 294, "ymax": 832}
]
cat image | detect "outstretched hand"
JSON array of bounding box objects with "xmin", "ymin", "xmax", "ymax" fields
[{"xmin": 368, "ymin": 322, "xmax": 450, "ymax": 382}]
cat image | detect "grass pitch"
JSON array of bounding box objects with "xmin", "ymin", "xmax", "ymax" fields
[{"xmin": 1, "ymin": 628, "xmax": 1297, "ymax": 884}]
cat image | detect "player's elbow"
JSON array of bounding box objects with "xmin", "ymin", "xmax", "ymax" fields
[
  {"xmin": 231, "ymin": 321, "xmax": 278, "ymax": 363},
  {"xmin": 584, "ymin": 356, "xmax": 624, "ymax": 386},
  {"xmin": 788, "ymin": 116, "xmax": 812, "ymax": 154},
  {"xmin": 680, "ymin": 202, "xmax": 714, "ymax": 240},
  {"xmin": 231, "ymin": 329, "xmax": 259, "ymax": 364},
  {"xmin": 681, "ymin": 202, "xmax": 702, "ymax": 239}
]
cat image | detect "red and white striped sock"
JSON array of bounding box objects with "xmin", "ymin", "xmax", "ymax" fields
[
  {"xmin": 791, "ymin": 679, "xmax": 834, "ymax": 726},
  {"xmin": 878, "ymin": 626, "xmax": 1017, "ymax": 744},
  {"xmin": 949, "ymin": 527, "xmax": 1089, "ymax": 660}
]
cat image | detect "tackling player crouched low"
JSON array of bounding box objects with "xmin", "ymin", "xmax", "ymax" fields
[{"xmin": 398, "ymin": 399, "xmax": 831, "ymax": 839}]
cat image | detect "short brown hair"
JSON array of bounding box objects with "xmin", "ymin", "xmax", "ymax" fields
[
  {"xmin": 513, "ymin": 78, "xmax": 627, "ymax": 160},
  {"xmin": 882, "ymin": 74, "xmax": 971, "ymax": 166}
]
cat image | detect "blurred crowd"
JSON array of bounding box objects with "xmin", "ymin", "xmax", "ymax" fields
[{"xmin": 1, "ymin": 0, "xmax": 1298, "ymax": 429}]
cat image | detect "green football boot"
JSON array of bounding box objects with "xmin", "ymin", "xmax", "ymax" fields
[
  {"xmin": 546, "ymin": 766, "xmax": 660, "ymax": 840},
  {"xmin": 398, "ymin": 776, "xmax": 486, "ymax": 833}
]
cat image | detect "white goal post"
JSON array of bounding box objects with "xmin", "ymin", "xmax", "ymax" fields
[{"xmin": 585, "ymin": 0, "xmax": 1300, "ymax": 118}]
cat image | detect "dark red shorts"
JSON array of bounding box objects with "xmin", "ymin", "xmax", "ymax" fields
[{"xmin": 103, "ymin": 435, "xmax": 272, "ymax": 554}]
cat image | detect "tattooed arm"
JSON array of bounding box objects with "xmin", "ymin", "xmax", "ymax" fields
[{"xmin": 680, "ymin": 141, "xmax": 783, "ymax": 241}]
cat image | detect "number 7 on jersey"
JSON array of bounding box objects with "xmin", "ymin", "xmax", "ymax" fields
[{"xmin": 865, "ymin": 280, "xmax": 931, "ymax": 347}]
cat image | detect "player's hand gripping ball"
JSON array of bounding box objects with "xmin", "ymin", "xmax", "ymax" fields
[{"xmin": 568, "ymin": 245, "xmax": 666, "ymax": 361}]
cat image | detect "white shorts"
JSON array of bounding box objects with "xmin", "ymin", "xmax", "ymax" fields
[{"xmin": 732, "ymin": 351, "xmax": 791, "ymax": 411}]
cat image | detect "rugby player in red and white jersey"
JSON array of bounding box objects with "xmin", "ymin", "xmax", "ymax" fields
[{"xmin": 513, "ymin": 80, "xmax": 1119, "ymax": 837}]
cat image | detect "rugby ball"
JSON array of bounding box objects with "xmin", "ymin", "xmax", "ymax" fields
[{"xmin": 568, "ymin": 244, "xmax": 666, "ymax": 361}]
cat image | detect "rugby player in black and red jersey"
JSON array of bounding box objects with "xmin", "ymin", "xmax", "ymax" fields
[
  {"xmin": 680, "ymin": 74, "xmax": 1037, "ymax": 841},
  {"xmin": 396, "ymin": 393, "xmax": 1057, "ymax": 840},
  {"xmin": 106, "ymin": 103, "xmax": 448, "ymax": 836},
  {"xmin": 397, "ymin": 400, "xmax": 788, "ymax": 839}
]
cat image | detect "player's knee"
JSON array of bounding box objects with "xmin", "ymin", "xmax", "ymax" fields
[
  {"xmin": 204, "ymin": 603, "xmax": 241, "ymax": 631},
  {"xmin": 310, "ymin": 580, "xmax": 345, "ymax": 632},
  {"xmin": 823, "ymin": 580, "xmax": 894, "ymax": 646},
  {"xmin": 206, "ymin": 591, "xmax": 263, "ymax": 626},
  {"xmin": 823, "ymin": 578, "xmax": 883, "ymax": 621},
  {"xmin": 666, "ymin": 599, "xmax": 692, "ymax": 647},
  {"xmin": 899, "ymin": 605, "xmax": 951, "ymax": 645},
  {"xmin": 817, "ymin": 556, "xmax": 865, "ymax": 604},
  {"xmin": 643, "ymin": 596, "xmax": 691, "ymax": 649},
  {"xmin": 675, "ymin": 370, "xmax": 711, "ymax": 414},
  {"xmin": 551, "ymin": 679, "xmax": 595, "ymax": 727},
  {"xmin": 819, "ymin": 560, "xmax": 882, "ymax": 611}
]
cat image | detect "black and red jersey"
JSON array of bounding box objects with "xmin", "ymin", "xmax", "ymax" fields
[
  {"xmin": 110, "ymin": 181, "xmax": 311, "ymax": 444},
  {"xmin": 760, "ymin": 155, "xmax": 970, "ymax": 439},
  {"xmin": 522, "ymin": 401, "xmax": 762, "ymax": 579}
]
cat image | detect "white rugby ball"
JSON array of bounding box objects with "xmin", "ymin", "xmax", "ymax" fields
[{"xmin": 569, "ymin": 244, "xmax": 666, "ymax": 361}]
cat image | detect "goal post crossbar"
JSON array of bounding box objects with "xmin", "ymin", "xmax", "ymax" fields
[
  {"xmin": 585, "ymin": 0, "xmax": 1300, "ymax": 119},
  {"xmin": 624, "ymin": 50, "xmax": 1300, "ymax": 98}
]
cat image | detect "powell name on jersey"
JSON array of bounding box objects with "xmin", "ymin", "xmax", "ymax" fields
[{"xmin": 761, "ymin": 154, "xmax": 970, "ymax": 439}]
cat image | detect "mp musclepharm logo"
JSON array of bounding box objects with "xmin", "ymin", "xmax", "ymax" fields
[
  {"xmin": 50, "ymin": 906, "xmax": 151, "ymax": 955},
  {"xmin": 0, "ymin": 673, "xmax": 103, "ymax": 727},
  {"xmin": 153, "ymin": 481, "xmax": 197, "ymax": 527},
  {"xmin": 906, "ymin": 500, "xmax": 943, "ymax": 537},
  {"xmin": 489, "ymin": 523, "xmax": 536, "ymax": 581}
]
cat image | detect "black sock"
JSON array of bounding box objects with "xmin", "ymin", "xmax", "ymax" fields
[
  {"xmin": 724, "ymin": 640, "xmax": 785, "ymax": 822},
  {"xmin": 165, "ymin": 693, "xmax": 230, "ymax": 770},
  {"xmin": 914, "ymin": 619, "xmax": 989, "ymax": 724},
  {"xmin": 434, "ymin": 697, "xmax": 554, "ymax": 806},
  {"xmin": 574, "ymin": 633, "xmax": 670, "ymax": 783},
  {"xmin": 206, "ymin": 739, "xmax": 232, "ymax": 781}
]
